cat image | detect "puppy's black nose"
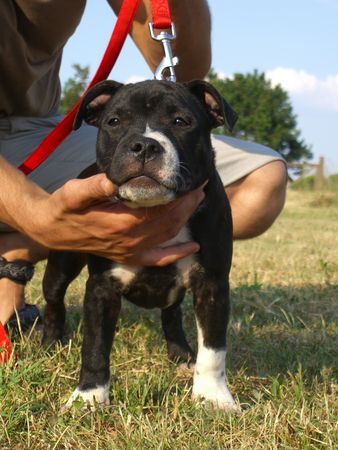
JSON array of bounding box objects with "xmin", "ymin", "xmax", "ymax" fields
[{"xmin": 130, "ymin": 138, "xmax": 163, "ymax": 163}]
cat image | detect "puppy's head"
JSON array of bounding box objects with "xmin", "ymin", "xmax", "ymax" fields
[{"xmin": 74, "ymin": 80, "xmax": 237, "ymax": 207}]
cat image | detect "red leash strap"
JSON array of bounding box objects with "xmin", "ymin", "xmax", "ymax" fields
[
  {"xmin": 150, "ymin": 0, "xmax": 172, "ymax": 29},
  {"xmin": 18, "ymin": 0, "xmax": 141, "ymax": 175},
  {"xmin": 0, "ymin": 322, "xmax": 11, "ymax": 363}
]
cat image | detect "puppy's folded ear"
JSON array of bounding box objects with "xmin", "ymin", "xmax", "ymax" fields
[
  {"xmin": 185, "ymin": 80, "xmax": 238, "ymax": 132},
  {"xmin": 73, "ymin": 80, "xmax": 123, "ymax": 130}
]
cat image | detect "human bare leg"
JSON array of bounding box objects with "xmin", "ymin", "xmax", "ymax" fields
[
  {"xmin": 0, "ymin": 232, "xmax": 47, "ymax": 325},
  {"xmin": 225, "ymin": 161, "xmax": 287, "ymax": 239}
]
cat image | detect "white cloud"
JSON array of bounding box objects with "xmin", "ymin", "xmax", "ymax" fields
[
  {"xmin": 124, "ymin": 75, "xmax": 147, "ymax": 84},
  {"xmin": 214, "ymin": 71, "xmax": 233, "ymax": 81},
  {"xmin": 266, "ymin": 67, "xmax": 338, "ymax": 111}
]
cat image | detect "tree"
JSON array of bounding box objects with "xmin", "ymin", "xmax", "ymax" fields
[
  {"xmin": 59, "ymin": 64, "xmax": 90, "ymax": 114},
  {"xmin": 208, "ymin": 69, "xmax": 312, "ymax": 162}
]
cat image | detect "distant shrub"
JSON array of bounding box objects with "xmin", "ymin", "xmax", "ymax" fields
[
  {"xmin": 290, "ymin": 173, "xmax": 338, "ymax": 192},
  {"xmin": 290, "ymin": 175, "xmax": 315, "ymax": 191}
]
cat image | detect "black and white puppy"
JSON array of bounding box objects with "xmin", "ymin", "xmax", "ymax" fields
[{"xmin": 42, "ymin": 79, "xmax": 240, "ymax": 412}]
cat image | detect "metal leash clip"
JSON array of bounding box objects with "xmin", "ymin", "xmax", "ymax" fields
[{"xmin": 148, "ymin": 23, "xmax": 179, "ymax": 82}]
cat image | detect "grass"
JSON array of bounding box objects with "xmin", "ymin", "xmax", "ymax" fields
[{"xmin": 1, "ymin": 190, "xmax": 337, "ymax": 449}]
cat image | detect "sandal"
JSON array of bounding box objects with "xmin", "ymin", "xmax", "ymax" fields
[
  {"xmin": 0, "ymin": 255, "xmax": 41, "ymax": 335},
  {"xmin": 6, "ymin": 303, "xmax": 42, "ymax": 335}
]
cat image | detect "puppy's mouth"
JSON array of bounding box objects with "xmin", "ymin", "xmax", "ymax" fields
[
  {"xmin": 119, "ymin": 174, "xmax": 163, "ymax": 188},
  {"xmin": 116, "ymin": 174, "xmax": 176, "ymax": 208}
]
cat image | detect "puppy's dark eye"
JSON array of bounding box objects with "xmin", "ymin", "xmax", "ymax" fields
[
  {"xmin": 107, "ymin": 117, "xmax": 120, "ymax": 127},
  {"xmin": 174, "ymin": 117, "xmax": 189, "ymax": 127}
]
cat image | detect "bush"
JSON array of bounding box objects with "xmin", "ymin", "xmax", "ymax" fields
[
  {"xmin": 290, "ymin": 174, "xmax": 338, "ymax": 192},
  {"xmin": 290, "ymin": 175, "xmax": 315, "ymax": 191}
]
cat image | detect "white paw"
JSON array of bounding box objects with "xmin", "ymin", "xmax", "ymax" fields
[
  {"xmin": 192, "ymin": 374, "xmax": 241, "ymax": 413},
  {"xmin": 65, "ymin": 382, "xmax": 110, "ymax": 410}
]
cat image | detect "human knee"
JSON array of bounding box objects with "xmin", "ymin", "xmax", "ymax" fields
[
  {"xmin": 226, "ymin": 160, "xmax": 287, "ymax": 239},
  {"xmin": 228, "ymin": 160, "xmax": 287, "ymax": 206},
  {"xmin": 256, "ymin": 160, "xmax": 287, "ymax": 212},
  {"xmin": 245, "ymin": 160, "xmax": 287, "ymax": 227}
]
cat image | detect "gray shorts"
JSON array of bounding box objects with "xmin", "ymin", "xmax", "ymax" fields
[{"xmin": 0, "ymin": 115, "xmax": 285, "ymax": 231}]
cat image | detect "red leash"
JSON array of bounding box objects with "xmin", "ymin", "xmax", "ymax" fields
[
  {"xmin": 150, "ymin": 0, "xmax": 172, "ymax": 29},
  {"xmin": 0, "ymin": 322, "xmax": 11, "ymax": 363}
]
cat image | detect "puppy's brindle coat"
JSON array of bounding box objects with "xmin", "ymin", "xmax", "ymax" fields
[{"xmin": 42, "ymin": 80, "xmax": 240, "ymax": 411}]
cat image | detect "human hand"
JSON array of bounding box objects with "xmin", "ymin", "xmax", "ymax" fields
[{"xmin": 29, "ymin": 174, "xmax": 205, "ymax": 266}]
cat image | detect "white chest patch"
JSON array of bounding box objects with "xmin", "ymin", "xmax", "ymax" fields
[
  {"xmin": 109, "ymin": 265, "xmax": 139, "ymax": 286},
  {"xmin": 108, "ymin": 227, "xmax": 196, "ymax": 288},
  {"xmin": 161, "ymin": 226, "xmax": 196, "ymax": 286}
]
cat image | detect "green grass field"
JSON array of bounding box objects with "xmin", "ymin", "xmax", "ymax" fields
[{"xmin": 1, "ymin": 190, "xmax": 337, "ymax": 449}]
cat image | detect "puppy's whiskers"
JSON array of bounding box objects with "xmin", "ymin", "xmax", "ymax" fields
[{"xmin": 178, "ymin": 162, "xmax": 192, "ymax": 175}]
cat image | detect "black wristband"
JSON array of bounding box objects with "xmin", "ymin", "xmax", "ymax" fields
[{"xmin": 0, "ymin": 256, "xmax": 35, "ymax": 285}]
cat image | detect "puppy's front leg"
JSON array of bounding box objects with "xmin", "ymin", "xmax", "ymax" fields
[
  {"xmin": 191, "ymin": 278, "xmax": 240, "ymax": 412},
  {"xmin": 161, "ymin": 300, "xmax": 195, "ymax": 369},
  {"xmin": 66, "ymin": 273, "xmax": 121, "ymax": 409},
  {"xmin": 42, "ymin": 251, "xmax": 86, "ymax": 347}
]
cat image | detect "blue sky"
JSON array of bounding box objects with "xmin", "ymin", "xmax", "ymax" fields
[{"xmin": 60, "ymin": 0, "xmax": 338, "ymax": 174}]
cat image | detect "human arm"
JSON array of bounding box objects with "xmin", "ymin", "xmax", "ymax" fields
[
  {"xmin": 0, "ymin": 157, "xmax": 203, "ymax": 266},
  {"xmin": 108, "ymin": 0, "xmax": 212, "ymax": 81}
]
